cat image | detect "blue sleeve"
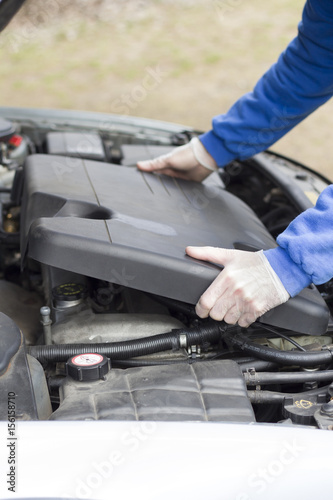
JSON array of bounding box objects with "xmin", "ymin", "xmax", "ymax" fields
[
  {"xmin": 199, "ymin": 0, "xmax": 333, "ymax": 166},
  {"xmin": 198, "ymin": 0, "xmax": 333, "ymax": 296},
  {"xmin": 264, "ymin": 185, "xmax": 333, "ymax": 296}
]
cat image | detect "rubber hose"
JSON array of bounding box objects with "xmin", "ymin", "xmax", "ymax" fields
[
  {"xmin": 231, "ymin": 356, "xmax": 258, "ymax": 363},
  {"xmin": 28, "ymin": 323, "xmax": 221, "ymax": 363},
  {"xmin": 248, "ymin": 384, "xmax": 330, "ymax": 404},
  {"xmin": 226, "ymin": 333, "xmax": 333, "ymax": 367},
  {"xmin": 248, "ymin": 391, "xmax": 285, "ymax": 404},
  {"xmin": 244, "ymin": 369, "xmax": 333, "ymax": 385},
  {"xmin": 240, "ymin": 360, "xmax": 278, "ymax": 372}
]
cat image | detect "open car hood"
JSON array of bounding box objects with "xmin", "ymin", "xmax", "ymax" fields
[{"xmin": 0, "ymin": 0, "xmax": 26, "ymax": 33}]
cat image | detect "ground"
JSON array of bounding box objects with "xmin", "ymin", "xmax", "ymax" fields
[{"xmin": 0, "ymin": 0, "xmax": 332, "ymax": 178}]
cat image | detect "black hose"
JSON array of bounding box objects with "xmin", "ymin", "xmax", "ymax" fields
[
  {"xmin": 240, "ymin": 360, "xmax": 278, "ymax": 372},
  {"xmin": 244, "ymin": 369, "xmax": 333, "ymax": 385},
  {"xmin": 28, "ymin": 323, "xmax": 222, "ymax": 363},
  {"xmin": 248, "ymin": 385, "xmax": 330, "ymax": 404},
  {"xmin": 248, "ymin": 391, "xmax": 285, "ymax": 404},
  {"xmin": 48, "ymin": 377, "xmax": 66, "ymax": 389},
  {"xmin": 269, "ymin": 332, "xmax": 306, "ymax": 351},
  {"xmin": 251, "ymin": 322, "xmax": 306, "ymax": 351},
  {"xmin": 232, "ymin": 356, "xmax": 258, "ymax": 364},
  {"xmin": 226, "ymin": 332, "xmax": 333, "ymax": 367}
]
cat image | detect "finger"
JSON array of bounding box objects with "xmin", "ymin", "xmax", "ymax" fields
[
  {"xmin": 137, "ymin": 154, "xmax": 171, "ymax": 172},
  {"xmin": 158, "ymin": 166, "xmax": 211, "ymax": 182},
  {"xmin": 238, "ymin": 312, "xmax": 258, "ymax": 328},
  {"xmin": 195, "ymin": 272, "xmax": 230, "ymax": 318},
  {"xmin": 195, "ymin": 302, "xmax": 210, "ymax": 318},
  {"xmin": 137, "ymin": 167, "xmax": 198, "ymax": 180},
  {"xmin": 157, "ymin": 169, "xmax": 198, "ymax": 180},
  {"xmin": 223, "ymin": 304, "xmax": 242, "ymax": 325},
  {"xmin": 208, "ymin": 296, "xmax": 235, "ymax": 322},
  {"xmin": 186, "ymin": 246, "xmax": 235, "ymax": 265}
]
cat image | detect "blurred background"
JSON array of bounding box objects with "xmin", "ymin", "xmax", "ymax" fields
[{"xmin": 0, "ymin": 0, "xmax": 332, "ymax": 177}]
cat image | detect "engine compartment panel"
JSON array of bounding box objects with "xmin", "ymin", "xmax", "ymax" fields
[
  {"xmin": 21, "ymin": 154, "xmax": 274, "ymax": 300},
  {"xmin": 50, "ymin": 360, "xmax": 255, "ymax": 422},
  {"xmin": 0, "ymin": 108, "xmax": 333, "ymax": 429},
  {"xmin": 20, "ymin": 153, "xmax": 329, "ymax": 334}
]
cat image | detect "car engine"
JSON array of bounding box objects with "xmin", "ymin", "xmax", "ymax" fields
[{"xmin": 1, "ymin": 109, "xmax": 333, "ymax": 429}]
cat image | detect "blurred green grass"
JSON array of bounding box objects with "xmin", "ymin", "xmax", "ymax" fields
[{"xmin": 0, "ymin": 0, "xmax": 332, "ymax": 178}]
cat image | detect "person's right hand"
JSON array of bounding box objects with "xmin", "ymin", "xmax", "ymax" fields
[{"xmin": 137, "ymin": 137, "xmax": 217, "ymax": 183}]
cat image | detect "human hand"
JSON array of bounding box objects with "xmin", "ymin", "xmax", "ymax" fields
[
  {"xmin": 186, "ymin": 246, "xmax": 290, "ymax": 327},
  {"xmin": 137, "ymin": 137, "xmax": 217, "ymax": 182}
]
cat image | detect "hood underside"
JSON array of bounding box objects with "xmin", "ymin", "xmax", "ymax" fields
[{"xmin": 0, "ymin": 0, "xmax": 26, "ymax": 33}]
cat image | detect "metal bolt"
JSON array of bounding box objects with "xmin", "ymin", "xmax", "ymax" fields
[
  {"xmin": 320, "ymin": 400, "xmax": 333, "ymax": 417},
  {"xmin": 40, "ymin": 306, "xmax": 52, "ymax": 345}
]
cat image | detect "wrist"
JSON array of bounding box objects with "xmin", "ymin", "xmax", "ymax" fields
[
  {"xmin": 259, "ymin": 250, "xmax": 290, "ymax": 302},
  {"xmin": 190, "ymin": 137, "xmax": 218, "ymax": 172},
  {"xmin": 263, "ymin": 247, "xmax": 312, "ymax": 297}
]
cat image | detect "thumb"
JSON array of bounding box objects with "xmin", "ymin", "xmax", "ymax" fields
[
  {"xmin": 137, "ymin": 154, "xmax": 171, "ymax": 172},
  {"xmin": 185, "ymin": 246, "xmax": 234, "ymax": 265}
]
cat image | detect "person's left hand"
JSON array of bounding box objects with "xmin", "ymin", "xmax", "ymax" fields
[{"xmin": 186, "ymin": 246, "xmax": 290, "ymax": 327}]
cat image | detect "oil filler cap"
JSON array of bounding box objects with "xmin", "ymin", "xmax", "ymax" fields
[
  {"xmin": 52, "ymin": 283, "xmax": 88, "ymax": 308},
  {"xmin": 66, "ymin": 353, "xmax": 110, "ymax": 382},
  {"xmin": 52, "ymin": 283, "xmax": 87, "ymax": 301}
]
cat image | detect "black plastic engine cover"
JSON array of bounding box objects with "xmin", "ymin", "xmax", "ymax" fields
[{"xmin": 20, "ymin": 154, "xmax": 329, "ymax": 334}]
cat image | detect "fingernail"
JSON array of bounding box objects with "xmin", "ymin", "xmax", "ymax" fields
[{"xmin": 186, "ymin": 246, "xmax": 196, "ymax": 253}]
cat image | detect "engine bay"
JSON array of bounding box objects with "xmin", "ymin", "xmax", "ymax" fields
[{"xmin": 1, "ymin": 108, "xmax": 333, "ymax": 429}]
